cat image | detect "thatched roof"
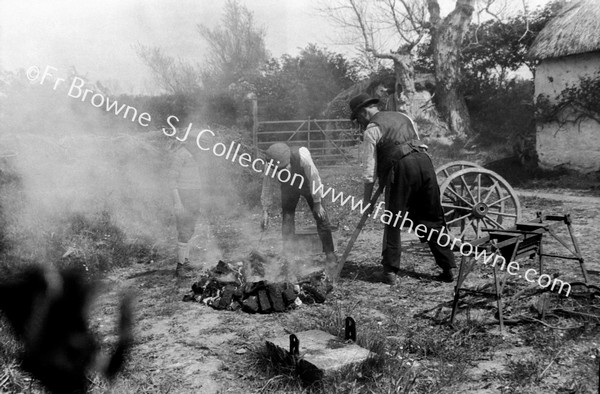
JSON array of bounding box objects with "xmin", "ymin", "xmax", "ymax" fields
[{"xmin": 528, "ymin": 0, "xmax": 600, "ymax": 60}]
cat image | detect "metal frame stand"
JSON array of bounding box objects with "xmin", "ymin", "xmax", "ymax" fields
[{"xmin": 449, "ymin": 211, "xmax": 589, "ymax": 331}]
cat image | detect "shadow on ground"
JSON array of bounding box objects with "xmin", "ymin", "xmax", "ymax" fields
[{"xmin": 340, "ymin": 260, "xmax": 439, "ymax": 283}]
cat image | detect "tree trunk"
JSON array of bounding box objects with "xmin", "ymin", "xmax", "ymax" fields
[
  {"xmin": 429, "ymin": 0, "xmax": 475, "ymax": 138},
  {"xmin": 392, "ymin": 53, "xmax": 416, "ymax": 116}
]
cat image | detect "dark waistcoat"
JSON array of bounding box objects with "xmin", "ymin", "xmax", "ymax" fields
[{"xmin": 370, "ymin": 111, "xmax": 421, "ymax": 180}]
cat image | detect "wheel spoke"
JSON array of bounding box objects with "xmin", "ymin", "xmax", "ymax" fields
[
  {"xmin": 487, "ymin": 194, "xmax": 513, "ymax": 207},
  {"xmin": 446, "ymin": 212, "xmax": 471, "ymax": 225},
  {"xmin": 483, "ymin": 180, "xmax": 500, "ymax": 203},
  {"xmin": 477, "ymin": 173, "xmax": 481, "ymax": 202},
  {"xmin": 445, "ymin": 186, "xmax": 474, "ymax": 207},
  {"xmin": 441, "ymin": 204, "xmax": 471, "ymax": 211},
  {"xmin": 459, "ymin": 175, "xmax": 477, "ymax": 204},
  {"xmin": 447, "ymin": 184, "xmax": 464, "ymax": 198}
]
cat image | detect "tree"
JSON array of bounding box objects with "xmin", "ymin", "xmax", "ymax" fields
[
  {"xmin": 135, "ymin": 0, "xmax": 269, "ymax": 126},
  {"xmin": 251, "ymin": 44, "xmax": 357, "ymax": 120},
  {"xmin": 428, "ymin": 0, "xmax": 475, "ymax": 137},
  {"xmin": 197, "ymin": 0, "xmax": 269, "ymax": 89},
  {"xmin": 454, "ymin": 1, "xmax": 566, "ymax": 163},
  {"xmin": 321, "ymin": 0, "xmax": 547, "ymax": 137},
  {"xmin": 135, "ymin": 45, "xmax": 201, "ymax": 94},
  {"xmin": 460, "ymin": 0, "xmax": 566, "ymax": 90},
  {"xmin": 287, "ymin": 44, "xmax": 358, "ymax": 117},
  {"xmin": 323, "ymin": 0, "xmax": 430, "ymax": 116}
]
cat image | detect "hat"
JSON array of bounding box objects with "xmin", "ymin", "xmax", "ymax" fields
[
  {"xmin": 265, "ymin": 143, "xmax": 291, "ymax": 168},
  {"xmin": 349, "ymin": 93, "xmax": 379, "ymax": 120}
]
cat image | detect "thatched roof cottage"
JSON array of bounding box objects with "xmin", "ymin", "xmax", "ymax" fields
[{"xmin": 528, "ymin": 0, "xmax": 600, "ymax": 172}]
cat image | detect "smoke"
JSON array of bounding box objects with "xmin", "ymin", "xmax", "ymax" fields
[
  {"xmin": 0, "ymin": 68, "xmax": 327, "ymax": 274},
  {"xmin": 0, "ymin": 71, "xmax": 171, "ymax": 261},
  {"xmin": 0, "ymin": 69, "xmax": 243, "ymax": 267}
]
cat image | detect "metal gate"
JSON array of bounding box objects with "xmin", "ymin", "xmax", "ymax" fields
[{"xmin": 252, "ymin": 117, "xmax": 360, "ymax": 164}]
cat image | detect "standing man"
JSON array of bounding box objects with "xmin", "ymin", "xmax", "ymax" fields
[
  {"xmin": 348, "ymin": 93, "xmax": 456, "ymax": 285},
  {"xmin": 168, "ymin": 130, "xmax": 206, "ymax": 278},
  {"xmin": 261, "ymin": 143, "xmax": 338, "ymax": 268}
]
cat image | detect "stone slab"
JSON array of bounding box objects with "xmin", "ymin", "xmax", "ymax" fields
[{"xmin": 265, "ymin": 329, "xmax": 372, "ymax": 383}]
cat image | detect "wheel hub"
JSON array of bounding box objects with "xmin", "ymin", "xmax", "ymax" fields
[{"xmin": 472, "ymin": 202, "xmax": 488, "ymax": 219}]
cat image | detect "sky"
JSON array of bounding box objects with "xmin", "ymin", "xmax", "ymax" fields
[{"xmin": 0, "ymin": 0, "xmax": 552, "ymax": 95}]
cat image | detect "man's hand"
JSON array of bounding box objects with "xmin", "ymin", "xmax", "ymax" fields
[
  {"xmin": 312, "ymin": 202, "xmax": 326, "ymax": 221},
  {"xmin": 261, "ymin": 210, "xmax": 269, "ymax": 231}
]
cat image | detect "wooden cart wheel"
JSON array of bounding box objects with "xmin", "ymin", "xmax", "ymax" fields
[
  {"xmin": 439, "ymin": 168, "xmax": 521, "ymax": 242},
  {"xmin": 436, "ymin": 161, "xmax": 481, "ymax": 186}
]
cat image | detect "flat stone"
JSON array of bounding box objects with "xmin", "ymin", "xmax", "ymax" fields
[{"xmin": 265, "ymin": 330, "xmax": 372, "ymax": 384}]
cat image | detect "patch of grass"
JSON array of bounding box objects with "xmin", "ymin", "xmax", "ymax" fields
[
  {"xmin": 244, "ymin": 302, "xmax": 421, "ymax": 393},
  {"xmin": 249, "ymin": 338, "xmax": 419, "ymax": 394},
  {"xmin": 520, "ymin": 325, "xmax": 561, "ymax": 352},
  {"xmin": 0, "ymin": 318, "xmax": 45, "ymax": 393},
  {"xmin": 90, "ymin": 369, "xmax": 182, "ymax": 394},
  {"xmin": 506, "ymin": 356, "xmax": 542, "ymax": 385},
  {"xmin": 561, "ymin": 347, "xmax": 599, "ymax": 394},
  {"xmin": 1, "ymin": 209, "xmax": 161, "ymax": 279},
  {"xmin": 402, "ymin": 319, "xmax": 503, "ymax": 391},
  {"xmin": 248, "ymin": 343, "xmax": 306, "ymax": 393},
  {"xmin": 245, "ymin": 299, "xmax": 511, "ymax": 393}
]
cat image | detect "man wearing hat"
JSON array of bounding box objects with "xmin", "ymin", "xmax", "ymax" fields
[
  {"xmin": 348, "ymin": 93, "xmax": 456, "ymax": 285},
  {"xmin": 261, "ymin": 143, "xmax": 338, "ymax": 267}
]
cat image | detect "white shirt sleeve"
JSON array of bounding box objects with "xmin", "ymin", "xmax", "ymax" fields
[
  {"xmin": 361, "ymin": 124, "xmax": 381, "ymax": 183},
  {"xmin": 298, "ymin": 147, "xmax": 323, "ymax": 203}
]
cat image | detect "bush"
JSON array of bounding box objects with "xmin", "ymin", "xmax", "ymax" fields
[{"xmin": 466, "ymin": 79, "xmax": 537, "ymax": 163}]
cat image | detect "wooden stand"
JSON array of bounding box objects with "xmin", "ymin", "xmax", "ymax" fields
[{"xmin": 450, "ymin": 212, "xmax": 589, "ymax": 331}]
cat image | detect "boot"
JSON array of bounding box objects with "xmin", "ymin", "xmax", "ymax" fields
[
  {"xmin": 381, "ymin": 265, "xmax": 398, "ymax": 285},
  {"xmin": 175, "ymin": 242, "xmax": 194, "ymax": 278},
  {"xmin": 175, "ymin": 258, "xmax": 195, "ymax": 278},
  {"xmin": 435, "ymin": 268, "xmax": 456, "ymax": 283}
]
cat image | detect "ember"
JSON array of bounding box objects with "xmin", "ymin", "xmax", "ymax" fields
[{"xmin": 182, "ymin": 251, "xmax": 333, "ymax": 313}]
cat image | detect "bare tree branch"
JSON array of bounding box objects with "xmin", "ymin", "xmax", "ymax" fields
[
  {"xmin": 518, "ymin": 0, "xmax": 532, "ymax": 41},
  {"xmin": 134, "ymin": 44, "xmax": 201, "ymax": 94},
  {"xmin": 386, "ymin": 0, "xmax": 413, "ymax": 45}
]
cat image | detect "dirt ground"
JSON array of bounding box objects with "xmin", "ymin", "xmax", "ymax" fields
[{"xmin": 82, "ymin": 164, "xmax": 600, "ymax": 394}]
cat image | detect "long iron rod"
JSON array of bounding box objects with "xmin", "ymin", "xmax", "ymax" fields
[{"xmin": 332, "ymin": 184, "xmax": 385, "ymax": 279}]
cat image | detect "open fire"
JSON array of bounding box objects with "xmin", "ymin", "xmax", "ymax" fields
[{"xmin": 182, "ymin": 251, "xmax": 333, "ymax": 313}]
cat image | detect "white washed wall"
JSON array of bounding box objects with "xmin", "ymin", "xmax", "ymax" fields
[{"xmin": 534, "ymin": 52, "xmax": 600, "ymax": 172}]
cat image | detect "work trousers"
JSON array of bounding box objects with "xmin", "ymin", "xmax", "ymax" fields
[
  {"xmin": 381, "ymin": 152, "xmax": 456, "ymax": 271},
  {"xmin": 175, "ymin": 189, "xmax": 203, "ymax": 243},
  {"xmin": 280, "ymin": 182, "xmax": 335, "ymax": 253}
]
